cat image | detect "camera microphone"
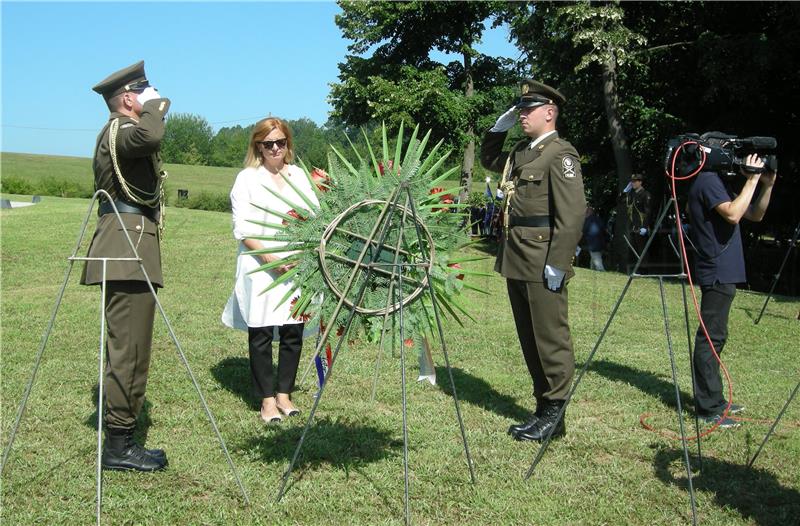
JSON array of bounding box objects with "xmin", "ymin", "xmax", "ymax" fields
[{"xmin": 733, "ymin": 136, "xmax": 777, "ymax": 150}]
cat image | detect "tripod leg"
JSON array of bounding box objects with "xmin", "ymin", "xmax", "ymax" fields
[
  {"xmin": 96, "ymin": 269, "xmax": 108, "ymax": 526},
  {"xmin": 297, "ymin": 330, "xmax": 322, "ymax": 388},
  {"xmin": 748, "ymin": 378, "xmax": 800, "ymax": 467},
  {"xmin": 403, "ymin": 188, "xmax": 475, "ymax": 483},
  {"xmin": 278, "ymin": 188, "xmax": 406, "ymax": 502},
  {"xmin": 659, "ymin": 279, "xmax": 698, "ymax": 526},
  {"xmin": 148, "ymin": 286, "xmax": 251, "ymax": 506},
  {"xmin": 681, "ymin": 281, "xmax": 703, "ymax": 469},
  {"xmin": 397, "ymin": 278, "xmax": 411, "ymax": 526},
  {"xmin": 0, "ymin": 260, "xmax": 75, "ymax": 476},
  {"xmin": 755, "ymin": 221, "xmax": 799, "ymax": 324},
  {"xmin": 525, "ymin": 272, "xmax": 637, "ymax": 479}
]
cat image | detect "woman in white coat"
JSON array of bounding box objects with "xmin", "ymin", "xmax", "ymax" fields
[{"xmin": 222, "ymin": 117, "xmax": 318, "ymax": 423}]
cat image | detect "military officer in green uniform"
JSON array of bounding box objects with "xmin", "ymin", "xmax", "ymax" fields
[
  {"xmin": 81, "ymin": 61, "xmax": 170, "ymax": 471},
  {"xmin": 481, "ymin": 80, "xmax": 586, "ymax": 442}
]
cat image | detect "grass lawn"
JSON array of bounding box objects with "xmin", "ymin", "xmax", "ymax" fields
[{"xmin": 1, "ymin": 195, "xmax": 798, "ymax": 525}]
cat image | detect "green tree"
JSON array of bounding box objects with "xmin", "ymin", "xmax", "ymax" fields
[
  {"xmin": 210, "ymin": 124, "xmax": 251, "ymax": 167},
  {"xmin": 331, "ymin": 0, "xmax": 516, "ymax": 200},
  {"xmin": 506, "ymin": 1, "xmax": 800, "ymax": 270},
  {"xmin": 162, "ymin": 113, "xmax": 214, "ymax": 166}
]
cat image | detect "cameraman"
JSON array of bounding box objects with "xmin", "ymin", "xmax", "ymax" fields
[{"xmin": 688, "ymin": 153, "xmax": 776, "ymax": 428}]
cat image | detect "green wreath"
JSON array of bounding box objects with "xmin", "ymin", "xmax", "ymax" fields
[{"xmin": 246, "ymin": 123, "xmax": 489, "ymax": 347}]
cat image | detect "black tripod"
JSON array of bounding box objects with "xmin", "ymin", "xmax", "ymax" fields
[
  {"xmin": 275, "ymin": 182, "xmax": 475, "ymax": 526},
  {"xmin": 524, "ymin": 198, "xmax": 702, "ymax": 526},
  {"xmin": 754, "ymin": 219, "xmax": 800, "ymax": 325}
]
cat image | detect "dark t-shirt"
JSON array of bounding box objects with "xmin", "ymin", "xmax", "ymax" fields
[{"xmin": 687, "ymin": 172, "xmax": 746, "ymax": 285}]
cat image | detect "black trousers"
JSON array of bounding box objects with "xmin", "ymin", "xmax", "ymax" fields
[
  {"xmin": 692, "ymin": 283, "xmax": 736, "ymax": 416},
  {"xmin": 248, "ymin": 323, "xmax": 304, "ymax": 400}
]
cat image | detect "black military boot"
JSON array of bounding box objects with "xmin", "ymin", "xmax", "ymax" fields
[
  {"xmin": 102, "ymin": 428, "xmax": 167, "ymax": 472},
  {"xmin": 508, "ymin": 401, "xmax": 544, "ymax": 438},
  {"xmin": 515, "ymin": 400, "xmax": 566, "ymax": 442}
]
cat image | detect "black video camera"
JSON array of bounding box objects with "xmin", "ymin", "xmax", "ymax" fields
[{"xmin": 664, "ymin": 132, "xmax": 778, "ymax": 178}]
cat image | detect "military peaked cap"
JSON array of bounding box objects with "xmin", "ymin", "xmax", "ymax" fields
[
  {"xmin": 516, "ymin": 79, "xmax": 566, "ymax": 108},
  {"xmin": 92, "ymin": 61, "xmax": 149, "ymax": 100},
  {"xmin": 630, "ymin": 173, "xmax": 643, "ymax": 181}
]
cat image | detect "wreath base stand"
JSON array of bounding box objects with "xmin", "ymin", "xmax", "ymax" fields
[{"xmin": 275, "ymin": 181, "xmax": 476, "ymax": 526}]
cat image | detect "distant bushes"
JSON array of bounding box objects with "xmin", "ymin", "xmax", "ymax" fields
[
  {"xmin": 1, "ymin": 175, "xmax": 95, "ymax": 198},
  {"xmin": 170, "ymin": 191, "xmax": 230, "ymax": 212},
  {"xmin": 1, "ymin": 176, "xmax": 230, "ymax": 213}
]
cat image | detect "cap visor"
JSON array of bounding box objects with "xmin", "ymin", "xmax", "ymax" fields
[{"xmin": 515, "ymin": 101, "xmax": 545, "ymax": 109}]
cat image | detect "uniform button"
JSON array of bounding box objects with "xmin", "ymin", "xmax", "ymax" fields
[
  {"xmin": 135, "ymin": 225, "xmax": 142, "ymax": 231},
  {"xmin": 537, "ymin": 235, "xmax": 543, "ymax": 240}
]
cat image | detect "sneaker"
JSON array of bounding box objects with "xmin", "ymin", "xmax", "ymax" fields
[{"xmin": 701, "ymin": 413, "xmax": 741, "ymax": 429}]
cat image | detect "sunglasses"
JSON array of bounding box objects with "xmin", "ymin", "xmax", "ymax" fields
[{"xmin": 257, "ymin": 138, "xmax": 288, "ymax": 149}]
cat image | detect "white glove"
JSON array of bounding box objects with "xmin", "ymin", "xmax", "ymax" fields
[
  {"xmin": 622, "ymin": 182, "xmax": 633, "ymax": 193},
  {"xmin": 544, "ymin": 265, "xmax": 565, "ymax": 291},
  {"xmin": 137, "ymin": 87, "xmax": 161, "ymax": 105},
  {"xmin": 639, "ymin": 227, "xmax": 648, "ymax": 236},
  {"xmin": 490, "ymin": 106, "xmax": 517, "ymax": 133}
]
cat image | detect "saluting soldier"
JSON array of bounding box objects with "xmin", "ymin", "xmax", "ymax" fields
[
  {"xmin": 620, "ymin": 172, "xmax": 653, "ymax": 272},
  {"xmin": 481, "ymin": 79, "xmax": 586, "ymax": 442},
  {"xmin": 80, "ymin": 61, "xmax": 170, "ymax": 471}
]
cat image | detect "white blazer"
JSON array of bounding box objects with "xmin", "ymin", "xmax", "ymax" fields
[{"xmin": 221, "ymin": 164, "xmax": 318, "ymax": 330}]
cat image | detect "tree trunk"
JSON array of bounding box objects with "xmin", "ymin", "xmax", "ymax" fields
[
  {"xmin": 602, "ymin": 56, "xmax": 634, "ymax": 271},
  {"xmin": 459, "ymin": 50, "xmax": 475, "ymax": 203}
]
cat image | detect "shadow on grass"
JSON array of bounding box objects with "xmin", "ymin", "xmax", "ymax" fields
[
  {"xmin": 83, "ymin": 384, "xmax": 155, "ymax": 445},
  {"xmin": 434, "ymin": 366, "xmax": 530, "ymax": 422},
  {"xmin": 211, "ymin": 357, "xmax": 259, "ymax": 411},
  {"xmin": 242, "ymin": 416, "xmax": 399, "ymax": 470},
  {"xmin": 466, "ymin": 236, "xmax": 499, "ymax": 257},
  {"xmin": 588, "ymin": 359, "xmax": 696, "ymax": 413},
  {"xmin": 654, "ymin": 448, "xmax": 800, "ymax": 525}
]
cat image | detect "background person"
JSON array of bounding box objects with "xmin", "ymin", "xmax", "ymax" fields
[
  {"xmin": 687, "ymin": 153, "xmax": 775, "ymax": 428},
  {"xmin": 481, "ymin": 79, "xmax": 586, "ymax": 442},
  {"xmin": 222, "ymin": 117, "xmax": 319, "ymax": 424},
  {"xmin": 582, "ymin": 206, "xmax": 606, "ymax": 271},
  {"xmin": 80, "ymin": 60, "xmax": 170, "ymax": 472},
  {"xmin": 623, "ymin": 173, "xmax": 652, "ymax": 272}
]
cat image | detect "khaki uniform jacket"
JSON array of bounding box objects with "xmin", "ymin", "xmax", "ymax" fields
[
  {"xmin": 80, "ymin": 98, "xmax": 171, "ymax": 287},
  {"xmin": 481, "ymin": 130, "xmax": 586, "ymax": 282}
]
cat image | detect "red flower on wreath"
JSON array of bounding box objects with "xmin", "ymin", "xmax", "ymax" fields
[
  {"xmin": 378, "ymin": 159, "xmax": 399, "ymax": 176},
  {"xmin": 430, "ymin": 187, "xmax": 455, "ymax": 212},
  {"xmin": 404, "ymin": 338, "xmax": 415, "ymax": 348},
  {"xmin": 289, "ymin": 297, "xmax": 311, "ymax": 322},
  {"xmin": 310, "ymin": 168, "xmax": 331, "ymax": 192},
  {"xmin": 282, "ymin": 208, "xmax": 305, "ymax": 226},
  {"xmin": 448, "ymin": 262, "xmax": 465, "ymax": 280}
]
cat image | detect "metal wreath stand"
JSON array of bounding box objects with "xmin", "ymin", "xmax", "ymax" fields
[
  {"xmin": 0, "ymin": 189, "xmax": 250, "ymax": 525},
  {"xmin": 275, "ymin": 182, "xmax": 476, "ymax": 526}
]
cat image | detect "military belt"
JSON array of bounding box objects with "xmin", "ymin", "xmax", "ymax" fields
[
  {"xmin": 508, "ymin": 215, "xmax": 551, "ymax": 228},
  {"xmin": 99, "ymin": 200, "xmax": 159, "ymax": 222}
]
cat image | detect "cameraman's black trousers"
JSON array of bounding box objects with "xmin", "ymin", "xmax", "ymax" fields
[{"xmin": 692, "ymin": 283, "xmax": 736, "ymax": 416}]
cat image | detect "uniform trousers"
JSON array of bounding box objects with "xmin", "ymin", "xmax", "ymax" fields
[
  {"xmin": 692, "ymin": 283, "xmax": 736, "ymax": 415},
  {"xmin": 247, "ymin": 324, "xmax": 304, "ymax": 399},
  {"xmin": 104, "ymin": 280, "xmax": 157, "ymax": 431},
  {"xmin": 507, "ymin": 279, "xmax": 575, "ymax": 401}
]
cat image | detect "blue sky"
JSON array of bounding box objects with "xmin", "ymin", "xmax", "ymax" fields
[{"xmin": 1, "ymin": 1, "xmax": 520, "ymax": 159}]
